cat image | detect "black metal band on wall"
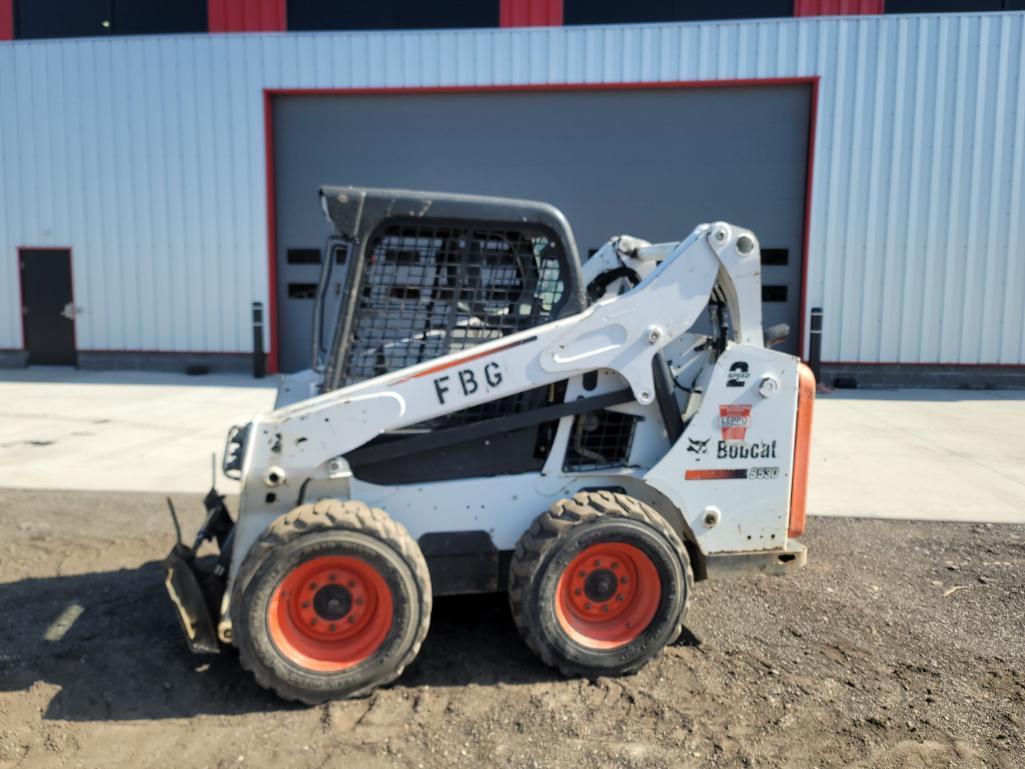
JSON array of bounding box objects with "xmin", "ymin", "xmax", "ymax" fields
[
  {"xmin": 252, "ymin": 301, "xmax": 266, "ymax": 379},
  {"xmin": 808, "ymin": 307, "xmax": 823, "ymax": 381}
]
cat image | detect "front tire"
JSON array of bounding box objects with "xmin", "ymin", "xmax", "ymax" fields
[
  {"xmin": 509, "ymin": 491, "xmax": 692, "ymax": 678},
  {"xmin": 230, "ymin": 500, "xmax": 431, "ymax": 704}
]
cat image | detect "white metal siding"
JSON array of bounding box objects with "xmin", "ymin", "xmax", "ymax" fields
[{"xmin": 0, "ymin": 12, "xmax": 1023, "ymax": 364}]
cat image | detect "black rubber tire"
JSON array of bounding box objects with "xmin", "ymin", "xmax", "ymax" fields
[
  {"xmin": 230, "ymin": 499, "xmax": 431, "ymax": 704},
  {"xmin": 508, "ymin": 490, "xmax": 693, "ymax": 678}
]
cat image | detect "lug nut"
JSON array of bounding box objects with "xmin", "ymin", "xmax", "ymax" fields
[
  {"xmin": 355, "ymin": 597, "xmax": 364, "ymax": 606},
  {"xmin": 594, "ymin": 560, "xmax": 601, "ymax": 567},
  {"xmin": 585, "ymin": 602, "xmax": 592, "ymax": 610},
  {"xmin": 309, "ymin": 582, "xmax": 317, "ymax": 590},
  {"xmin": 329, "ymin": 623, "xmax": 337, "ymax": 632},
  {"xmin": 328, "ymin": 574, "xmax": 336, "ymax": 582},
  {"xmin": 348, "ymin": 616, "xmax": 357, "ymax": 624},
  {"xmin": 578, "ymin": 571, "xmax": 586, "ymax": 579},
  {"xmin": 616, "ymin": 594, "xmax": 624, "ymax": 602},
  {"xmin": 310, "ymin": 618, "xmax": 318, "ymax": 626},
  {"xmin": 620, "ymin": 576, "xmax": 629, "ymax": 584},
  {"xmin": 348, "ymin": 580, "xmax": 357, "ymax": 589},
  {"xmin": 574, "ymin": 588, "xmax": 582, "ymax": 596},
  {"xmin": 602, "ymin": 605, "xmax": 609, "ymax": 613},
  {"xmin": 301, "ymin": 601, "xmax": 309, "ymax": 609},
  {"xmin": 611, "ymin": 562, "xmax": 619, "ymax": 570}
]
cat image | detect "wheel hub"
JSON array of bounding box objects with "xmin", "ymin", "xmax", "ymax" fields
[
  {"xmin": 267, "ymin": 555, "xmax": 394, "ymax": 672},
  {"xmin": 554, "ymin": 542, "xmax": 662, "ymax": 649},
  {"xmin": 583, "ymin": 568, "xmax": 618, "ymax": 602},
  {"xmin": 313, "ymin": 584, "xmax": 352, "ymax": 621}
]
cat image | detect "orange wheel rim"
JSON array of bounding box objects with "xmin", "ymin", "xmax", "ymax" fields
[
  {"xmin": 554, "ymin": 542, "xmax": 661, "ymax": 650},
  {"xmin": 267, "ymin": 555, "xmax": 393, "ymax": 672}
]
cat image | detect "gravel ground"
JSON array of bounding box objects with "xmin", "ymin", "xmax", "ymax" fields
[{"xmin": 0, "ymin": 488, "xmax": 1022, "ymax": 769}]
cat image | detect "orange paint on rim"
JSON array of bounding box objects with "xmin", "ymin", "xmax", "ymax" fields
[
  {"xmin": 554, "ymin": 542, "xmax": 660, "ymax": 649},
  {"xmin": 267, "ymin": 555, "xmax": 393, "ymax": 672}
]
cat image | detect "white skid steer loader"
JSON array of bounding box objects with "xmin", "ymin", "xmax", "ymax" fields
[{"xmin": 164, "ymin": 187, "xmax": 815, "ymax": 704}]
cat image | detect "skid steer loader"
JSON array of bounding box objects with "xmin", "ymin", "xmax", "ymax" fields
[{"xmin": 165, "ymin": 186, "xmax": 815, "ymax": 704}]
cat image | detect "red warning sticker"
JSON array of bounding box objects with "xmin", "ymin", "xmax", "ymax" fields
[{"xmin": 719, "ymin": 404, "xmax": 751, "ymax": 442}]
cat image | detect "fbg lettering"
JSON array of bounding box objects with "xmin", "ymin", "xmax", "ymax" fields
[{"xmin": 433, "ymin": 361, "xmax": 503, "ymax": 405}]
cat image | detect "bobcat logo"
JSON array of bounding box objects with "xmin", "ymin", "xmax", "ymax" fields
[{"xmin": 687, "ymin": 438, "xmax": 710, "ymax": 460}]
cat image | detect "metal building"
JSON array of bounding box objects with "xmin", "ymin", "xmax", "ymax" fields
[{"xmin": 1, "ymin": 1, "xmax": 1023, "ymax": 386}]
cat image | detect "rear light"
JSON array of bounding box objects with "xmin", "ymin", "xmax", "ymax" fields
[{"xmin": 788, "ymin": 363, "xmax": 815, "ymax": 537}]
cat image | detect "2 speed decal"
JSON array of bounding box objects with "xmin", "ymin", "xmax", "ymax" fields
[{"xmin": 726, "ymin": 361, "xmax": 750, "ymax": 388}]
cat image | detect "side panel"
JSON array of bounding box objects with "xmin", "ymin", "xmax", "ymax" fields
[{"xmin": 645, "ymin": 345, "xmax": 800, "ymax": 554}]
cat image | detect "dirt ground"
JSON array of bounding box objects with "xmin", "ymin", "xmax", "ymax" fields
[{"xmin": 0, "ymin": 489, "xmax": 1022, "ymax": 769}]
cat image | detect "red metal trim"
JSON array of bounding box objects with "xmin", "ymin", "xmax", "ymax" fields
[
  {"xmin": 268, "ymin": 78, "xmax": 818, "ymax": 98},
  {"xmin": 793, "ymin": 0, "xmax": 882, "ymax": 15},
  {"xmin": 500, "ymin": 0, "xmax": 563, "ymax": 27},
  {"xmin": 16, "ymin": 246, "xmax": 77, "ymax": 360},
  {"xmin": 0, "ymin": 0, "xmax": 12, "ymax": 40},
  {"xmin": 822, "ymin": 360, "xmax": 1025, "ymax": 369},
  {"xmin": 264, "ymin": 77, "xmax": 818, "ymax": 373},
  {"xmin": 209, "ymin": 0, "xmax": 285, "ymax": 33}
]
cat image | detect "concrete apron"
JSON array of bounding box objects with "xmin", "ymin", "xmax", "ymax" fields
[
  {"xmin": 809, "ymin": 389, "xmax": 1025, "ymax": 524},
  {"xmin": 0, "ymin": 371, "xmax": 1023, "ymax": 524}
]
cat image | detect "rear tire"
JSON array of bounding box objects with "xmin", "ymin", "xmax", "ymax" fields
[
  {"xmin": 509, "ymin": 491, "xmax": 692, "ymax": 678},
  {"xmin": 230, "ymin": 499, "xmax": 431, "ymax": 704}
]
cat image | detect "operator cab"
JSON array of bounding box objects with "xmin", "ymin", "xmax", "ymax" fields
[{"xmin": 275, "ymin": 186, "xmax": 587, "ymax": 408}]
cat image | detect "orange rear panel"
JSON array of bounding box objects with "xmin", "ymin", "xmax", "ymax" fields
[{"xmin": 788, "ymin": 363, "xmax": 816, "ymax": 537}]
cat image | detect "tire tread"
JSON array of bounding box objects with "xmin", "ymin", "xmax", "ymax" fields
[
  {"xmin": 231, "ymin": 499, "xmax": 431, "ymax": 704},
  {"xmin": 508, "ymin": 491, "xmax": 693, "ymax": 678}
]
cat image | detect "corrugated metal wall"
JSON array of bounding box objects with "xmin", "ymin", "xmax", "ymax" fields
[{"xmin": 0, "ymin": 12, "xmax": 1023, "ymax": 364}]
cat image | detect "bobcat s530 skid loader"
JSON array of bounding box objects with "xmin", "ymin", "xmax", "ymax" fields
[{"xmin": 165, "ymin": 186, "xmax": 815, "ymax": 704}]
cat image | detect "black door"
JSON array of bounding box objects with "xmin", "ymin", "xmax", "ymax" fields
[{"xmin": 19, "ymin": 249, "xmax": 77, "ymax": 366}]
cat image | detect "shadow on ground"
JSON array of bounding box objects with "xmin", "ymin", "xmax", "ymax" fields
[{"xmin": 0, "ymin": 562, "xmax": 583, "ymax": 721}]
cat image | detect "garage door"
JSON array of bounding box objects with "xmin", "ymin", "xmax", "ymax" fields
[{"xmin": 272, "ymin": 85, "xmax": 811, "ymax": 372}]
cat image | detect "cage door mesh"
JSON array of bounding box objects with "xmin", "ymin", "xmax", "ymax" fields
[{"xmin": 340, "ymin": 220, "xmax": 566, "ymax": 386}]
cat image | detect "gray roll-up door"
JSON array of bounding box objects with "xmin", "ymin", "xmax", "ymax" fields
[{"xmin": 272, "ymin": 85, "xmax": 810, "ymax": 372}]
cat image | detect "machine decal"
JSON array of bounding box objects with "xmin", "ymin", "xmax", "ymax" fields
[
  {"xmin": 686, "ymin": 437, "xmax": 710, "ymax": 458},
  {"xmin": 433, "ymin": 361, "xmax": 505, "ymax": 405},
  {"xmin": 716, "ymin": 440, "xmax": 777, "ymax": 459},
  {"xmin": 394, "ymin": 335, "xmax": 537, "ymax": 383},
  {"xmin": 726, "ymin": 361, "xmax": 750, "ymax": 387},
  {"xmin": 685, "ymin": 466, "xmax": 779, "ymax": 481},
  {"xmin": 718, "ymin": 404, "xmax": 751, "ymax": 441}
]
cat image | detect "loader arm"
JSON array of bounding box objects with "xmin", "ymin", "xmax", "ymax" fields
[{"xmin": 231, "ymin": 222, "xmax": 766, "ymax": 577}]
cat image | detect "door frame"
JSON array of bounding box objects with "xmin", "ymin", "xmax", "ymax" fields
[
  {"xmin": 17, "ymin": 246, "xmax": 78, "ymax": 365},
  {"xmin": 263, "ymin": 77, "xmax": 820, "ymax": 374}
]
